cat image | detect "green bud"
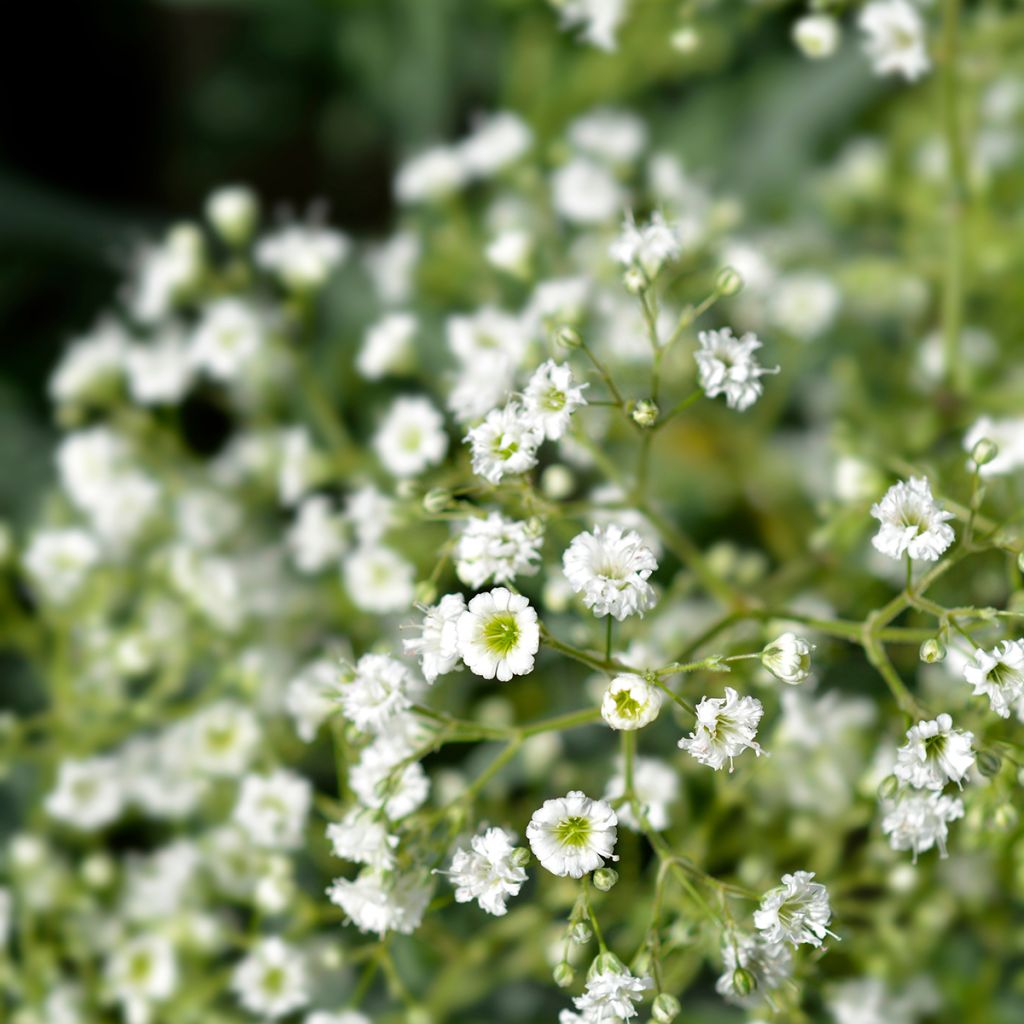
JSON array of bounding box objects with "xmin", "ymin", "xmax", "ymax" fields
[
  {"xmin": 877, "ymin": 774, "xmax": 900, "ymax": 801},
  {"xmin": 731, "ymin": 966, "xmax": 757, "ymax": 997},
  {"xmin": 511, "ymin": 846, "xmax": 531, "ymax": 868},
  {"xmin": 555, "ymin": 325, "xmax": 582, "ymax": 349},
  {"xmin": 631, "ymin": 400, "xmax": 659, "ymax": 428},
  {"xmin": 971, "ymin": 437, "xmax": 999, "ymax": 467},
  {"xmin": 570, "ymin": 921, "xmax": 593, "ymax": 944},
  {"xmin": 652, "ymin": 993, "xmax": 682, "ymax": 1023},
  {"xmin": 553, "ymin": 962, "xmax": 575, "ymax": 988},
  {"xmin": 423, "ymin": 488, "xmax": 452, "ymax": 514},
  {"xmin": 918, "ymin": 637, "xmax": 946, "ymax": 664},
  {"xmin": 588, "ymin": 951, "xmax": 627, "ymax": 979},
  {"xmin": 715, "ymin": 265, "xmax": 743, "ymax": 297},
  {"xmin": 592, "ymin": 868, "xmax": 618, "ymax": 892},
  {"xmin": 623, "ymin": 268, "xmax": 646, "ymax": 295},
  {"xmin": 976, "ymin": 749, "xmax": 1002, "ymax": 778}
]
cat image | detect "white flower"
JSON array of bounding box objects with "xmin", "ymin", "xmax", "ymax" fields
[
  {"xmin": 394, "ymin": 146, "xmax": 467, "ymax": 204},
  {"xmin": 858, "ymin": 0, "xmax": 930, "ymax": 82},
  {"xmin": 231, "ymin": 937, "xmax": 309, "ymax": 1020},
  {"xmin": 45, "ymin": 757, "xmax": 123, "ymax": 831},
  {"xmin": 963, "ymin": 640, "xmax": 1024, "ymax": 718},
  {"xmin": 881, "ymin": 787, "xmax": 964, "ymax": 860},
  {"xmin": 562, "ymin": 524, "xmax": 658, "ymax": 620},
  {"xmin": 895, "ymin": 714, "xmax": 975, "ymax": 790},
  {"xmin": 455, "ymin": 512, "xmax": 544, "ymax": 590},
  {"xmin": 357, "ymin": 311, "xmax": 416, "ymax": 379},
  {"xmin": 458, "ymin": 111, "xmax": 533, "ymax": 178},
  {"xmin": 306, "ymin": 1014, "xmax": 371, "ymax": 1024},
  {"xmin": 403, "ymin": 593, "xmax": 466, "ymax": 683},
  {"xmin": 466, "ymin": 404, "xmax": 543, "ymax": 485},
  {"xmin": 715, "ymin": 933, "xmax": 793, "ymax": 1005},
  {"xmin": 186, "ymin": 701, "xmax": 260, "ymax": 777},
  {"xmin": 609, "ymin": 211, "xmax": 681, "ymax": 276},
  {"xmin": 695, "ymin": 327, "xmax": 779, "ymax": 412},
  {"xmin": 190, "ymin": 298, "xmax": 266, "ymax": 381},
  {"xmin": 568, "ymin": 107, "xmax": 648, "ymax": 165},
  {"xmin": 233, "ymin": 770, "xmax": 312, "ymax": 849},
  {"xmin": 126, "ymin": 327, "xmax": 194, "ymax": 405},
  {"xmin": 343, "ymin": 545, "xmax": 415, "ymax": 614},
  {"xmin": 344, "ymin": 484, "xmax": 395, "ymax": 546},
  {"xmin": 285, "ymin": 659, "xmax": 340, "ymax": 742},
  {"xmin": 526, "ymin": 790, "xmax": 618, "ymax": 877},
  {"xmin": 770, "ymin": 272, "xmax": 841, "ymax": 340},
  {"xmin": 486, "ymin": 229, "xmax": 533, "ymax": 277},
  {"xmin": 522, "ymin": 360, "xmax": 588, "ymax": 441},
  {"xmin": 374, "ymin": 395, "xmax": 449, "ymax": 477},
  {"xmin": 22, "ymin": 528, "xmax": 100, "ymax": 605},
  {"xmin": 50, "ymin": 318, "xmax": 128, "ymax": 407},
  {"xmin": 445, "ymin": 827, "xmax": 528, "ymax": 916},
  {"xmin": 792, "ymin": 15, "xmax": 841, "ymax": 60},
  {"xmin": 337, "ymin": 653, "xmax": 421, "ymax": 732},
  {"xmin": 963, "ymin": 415, "xmax": 1024, "ymax": 477},
  {"xmin": 604, "ymin": 755, "xmax": 678, "ymax": 831},
  {"xmin": 456, "ymin": 587, "xmax": 540, "ymax": 681},
  {"xmin": 678, "ymin": 688, "xmax": 765, "ymax": 772},
  {"xmin": 573, "ymin": 962, "xmax": 653, "ymax": 1021},
  {"xmin": 364, "ymin": 230, "xmax": 420, "ymax": 305},
  {"xmin": 761, "ymin": 633, "xmax": 814, "ymax": 684},
  {"xmin": 556, "ymin": 0, "xmax": 628, "ymax": 52},
  {"xmin": 870, "ymin": 477, "xmax": 955, "ymax": 561},
  {"xmin": 327, "ymin": 867, "xmax": 432, "ymax": 937},
  {"xmin": 287, "ymin": 495, "xmax": 348, "ymax": 573},
  {"xmin": 551, "ymin": 158, "xmax": 625, "ymax": 225},
  {"xmin": 349, "ymin": 737, "xmax": 430, "ymax": 820},
  {"xmin": 205, "ymin": 184, "xmax": 258, "ymax": 244},
  {"xmin": 753, "ymin": 870, "xmax": 835, "ymax": 948},
  {"xmin": 601, "ymin": 674, "xmax": 662, "ymax": 731},
  {"xmin": 127, "ymin": 225, "xmax": 204, "ymax": 323},
  {"xmin": 255, "ymin": 223, "xmax": 349, "ymax": 290},
  {"xmin": 106, "ymin": 934, "xmax": 178, "ymax": 1024},
  {"xmin": 447, "ymin": 306, "xmax": 529, "ymax": 367},
  {"xmin": 327, "ymin": 808, "xmax": 398, "ymax": 870}
]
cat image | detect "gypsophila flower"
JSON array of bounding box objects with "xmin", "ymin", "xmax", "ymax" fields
[
  {"xmin": 522, "ymin": 360, "xmax": 588, "ymax": 441},
  {"xmin": 126, "ymin": 327, "xmax": 193, "ymax": 405},
  {"xmin": 678, "ymin": 687, "xmax": 765, "ymax": 772},
  {"xmin": 859, "ymin": 0, "xmax": 930, "ymax": 82},
  {"xmin": 374, "ymin": 395, "xmax": 449, "ymax": 477},
  {"xmin": 870, "ymin": 477, "xmax": 955, "ymax": 561},
  {"xmin": 306, "ymin": 1014, "xmax": 372, "ymax": 1024},
  {"xmin": 327, "ymin": 808, "xmax": 398, "ymax": 870},
  {"xmin": 963, "ymin": 640, "xmax": 1024, "ymax": 718},
  {"xmin": 715, "ymin": 933, "xmax": 793, "ymax": 1006},
  {"xmin": 695, "ymin": 327, "xmax": 779, "ymax": 411},
  {"xmin": 357, "ymin": 311, "xmax": 417, "ymax": 379},
  {"xmin": 881, "ymin": 788, "xmax": 964, "ymax": 860},
  {"xmin": 573, "ymin": 960, "xmax": 653, "ymax": 1022},
  {"xmin": 527, "ymin": 790, "xmax": 618, "ymax": 878},
  {"xmin": 761, "ymin": 633, "xmax": 814, "ymax": 684},
  {"xmin": 255, "ymin": 222, "xmax": 349, "ymax": 290},
  {"xmin": 562, "ymin": 524, "xmax": 658, "ymax": 620},
  {"xmin": 456, "ymin": 587, "xmax": 540, "ymax": 681},
  {"xmin": 754, "ymin": 871, "xmax": 835, "ymax": 948},
  {"xmin": 45, "ymin": 757, "xmax": 123, "ymax": 831},
  {"xmin": 609, "ymin": 211, "xmax": 681, "ymax": 277},
  {"xmin": 189, "ymin": 297, "xmax": 266, "ymax": 381},
  {"xmin": 233, "ymin": 769, "xmax": 312, "ymax": 849},
  {"xmin": 555, "ymin": 0, "xmax": 628, "ymax": 51},
  {"xmin": 445, "ymin": 827, "xmax": 528, "ymax": 916},
  {"xmin": 327, "ymin": 867, "xmax": 432, "ymax": 937},
  {"xmin": 49, "ymin": 317, "xmax": 128, "ymax": 407},
  {"xmin": 343, "ymin": 544, "xmax": 415, "ymax": 613},
  {"xmin": 186, "ymin": 700, "xmax": 260, "ymax": 777},
  {"xmin": 458, "ymin": 110, "xmax": 533, "ymax": 178},
  {"xmin": 337, "ymin": 653, "xmax": 421, "ymax": 732},
  {"xmin": 601, "ymin": 673, "xmax": 662, "ymax": 731},
  {"xmin": 466, "ymin": 403, "xmax": 543, "ymax": 484},
  {"xmin": 604, "ymin": 755, "xmax": 678, "ymax": 831},
  {"xmin": 22, "ymin": 528, "xmax": 101, "ymax": 605},
  {"xmin": 231, "ymin": 937, "xmax": 309, "ymax": 1020},
  {"xmin": 551, "ymin": 158, "xmax": 625, "ymax": 225},
  {"xmin": 348, "ymin": 738, "xmax": 430, "ymax": 821},
  {"xmin": 205, "ymin": 184, "xmax": 258, "ymax": 244},
  {"xmin": 455, "ymin": 512, "xmax": 544, "ymax": 590},
  {"xmin": 894, "ymin": 714, "xmax": 975, "ymax": 791},
  {"xmin": 106, "ymin": 934, "xmax": 178, "ymax": 1024},
  {"xmin": 287, "ymin": 495, "xmax": 348, "ymax": 573},
  {"xmin": 792, "ymin": 15, "xmax": 841, "ymax": 60},
  {"xmin": 403, "ymin": 593, "xmax": 466, "ymax": 682}
]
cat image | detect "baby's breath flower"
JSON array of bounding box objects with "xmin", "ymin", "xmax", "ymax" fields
[
  {"xmin": 792, "ymin": 15, "xmax": 840, "ymax": 60},
  {"xmin": 189, "ymin": 297, "xmax": 267, "ymax": 381},
  {"xmin": 963, "ymin": 416, "xmax": 1024, "ymax": 477},
  {"xmin": 374, "ymin": 396, "xmax": 449, "ymax": 478},
  {"xmin": 678, "ymin": 687, "xmax": 765, "ymax": 771},
  {"xmin": 326, "ymin": 808, "xmax": 398, "ymax": 870},
  {"xmin": 287, "ymin": 496, "xmax": 348, "ymax": 574},
  {"xmin": 572, "ymin": 959, "xmax": 653, "ymax": 1021},
  {"xmin": 522, "ymin": 360, "xmax": 588, "ymax": 441},
  {"xmin": 526, "ymin": 790, "xmax": 618, "ymax": 878},
  {"xmin": 715, "ymin": 932, "xmax": 792, "ymax": 1006},
  {"xmin": 106, "ymin": 934, "xmax": 178, "ymax": 1024},
  {"xmin": 604, "ymin": 755, "xmax": 678, "ymax": 830},
  {"xmin": 562, "ymin": 524, "xmax": 658, "ymax": 620},
  {"xmin": 858, "ymin": 0, "xmax": 930, "ymax": 82},
  {"xmin": 255, "ymin": 223, "xmax": 349, "ymax": 290},
  {"xmin": 327, "ymin": 867, "xmax": 432, "ymax": 938},
  {"xmin": 444, "ymin": 827, "xmax": 528, "ymax": 916},
  {"xmin": 881, "ymin": 787, "xmax": 964, "ymax": 860},
  {"xmin": 894, "ymin": 714, "xmax": 975, "ymax": 790},
  {"xmin": 963, "ymin": 640, "xmax": 1024, "ymax": 718},
  {"xmin": 466, "ymin": 404, "xmax": 544, "ymax": 484},
  {"xmin": 45, "ymin": 757, "xmax": 124, "ymax": 831},
  {"xmin": 600, "ymin": 673, "xmax": 662, "ymax": 730},
  {"xmin": 342, "ymin": 544, "xmax": 415, "ymax": 613},
  {"xmin": 403, "ymin": 593, "xmax": 466, "ymax": 683},
  {"xmin": 761, "ymin": 633, "xmax": 814, "ymax": 684},
  {"xmin": 357, "ymin": 311, "xmax": 417, "ymax": 380},
  {"xmin": 205, "ymin": 184, "xmax": 258, "ymax": 244},
  {"xmin": 337, "ymin": 653, "xmax": 422, "ymax": 732},
  {"xmin": 231, "ymin": 937, "xmax": 309, "ymax": 1020},
  {"xmin": 233, "ymin": 770, "xmax": 312, "ymax": 850},
  {"xmin": 456, "ymin": 587, "xmax": 540, "ymax": 681},
  {"xmin": 753, "ymin": 871, "xmax": 835, "ymax": 948},
  {"xmin": 694, "ymin": 327, "xmax": 779, "ymax": 411},
  {"xmin": 870, "ymin": 477, "xmax": 954, "ymax": 561},
  {"xmin": 609, "ymin": 211, "xmax": 681, "ymax": 277},
  {"xmin": 554, "ymin": 0, "xmax": 628, "ymax": 52},
  {"xmin": 455, "ymin": 513, "xmax": 543, "ymax": 590}
]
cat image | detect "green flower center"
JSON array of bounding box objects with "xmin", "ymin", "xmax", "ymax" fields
[
  {"xmin": 542, "ymin": 387, "xmax": 566, "ymax": 412},
  {"xmin": 482, "ymin": 613, "xmax": 521, "ymax": 656},
  {"xmin": 555, "ymin": 815, "xmax": 592, "ymax": 847},
  {"xmin": 613, "ymin": 689, "xmax": 643, "ymax": 720}
]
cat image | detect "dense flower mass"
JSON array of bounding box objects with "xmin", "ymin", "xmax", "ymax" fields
[{"xmin": 562, "ymin": 525, "xmax": 658, "ymax": 620}]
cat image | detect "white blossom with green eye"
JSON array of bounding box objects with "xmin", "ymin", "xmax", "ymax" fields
[
  {"xmin": 526, "ymin": 791, "xmax": 618, "ymax": 878},
  {"xmin": 964, "ymin": 640, "xmax": 1024, "ymax": 718},
  {"xmin": 231, "ymin": 937, "xmax": 309, "ymax": 1020},
  {"xmin": 895, "ymin": 714, "xmax": 975, "ymax": 791},
  {"xmin": 870, "ymin": 477, "xmax": 954, "ymax": 561},
  {"xmin": 753, "ymin": 871, "xmax": 835, "ymax": 948},
  {"xmin": 600, "ymin": 673, "xmax": 662, "ymax": 730},
  {"xmin": 456, "ymin": 587, "xmax": 539, "ymax": 681}
]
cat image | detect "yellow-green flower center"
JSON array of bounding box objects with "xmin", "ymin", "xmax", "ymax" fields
[
  {"xmin": 555, "ymin": 815, "xmax": 592, "ymax": 847},
  {"xmin": 482, "ymin": 613, "xmax": 521, "ymax": 656}
]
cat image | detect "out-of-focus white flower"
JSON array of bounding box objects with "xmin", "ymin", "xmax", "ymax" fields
[
  {"xmin": 466, "ymin": 404, "xmax": 543, "ymax": 484},
  {"xmin": 126, "ymin": 327, "xmax": 193, "ymax": 405},
  {"xmin": 305, "ymin": 1014, "xmax": 371, "ymax": 1024},
  {"xmin": 792, "ymin": 15, "xmax": 841, "ymax": 60},
  {"xmin": 23, "ymin": 528, "xmax": 101, "ymax": 605},
  {"xmin": 357, "ymin": 312, "xmax": 417, "ymax": 380},
  {"xmin": 754, "ymin": 871, "xmax": 835, "ymax": 948},
  {"xmin": 881, "ymin": 787, "xmax": 964, "ymax": 860},
  {"xmin": 374, "ymin": 395, "xmax": 449, "ymax": 477},
  {"xmin": 771, "ymin": 272, "xmax": 841, "ymax": 340},
  {"xmin": 127, "ymin": 224, "xmax": 204, "ymax": 324},
  {"xmin": 349, "ymin": 735, "xmax": 430, "ymax": 820},
  {"xmin": 233, "ymin": 770, "xmax": 312, "ymax": 849},
  {"xmin": 858, "ymin": 0, "xmax": 930, "ymax": 82},
  {"xmin": 678, "ymin": 688, "xmax": 765, "ymax": 772},
  {"xmin": 568, "ymin": 107, "xmax": 648, "ymax": 165},
  {"xmin": 870, "ymin": 477, "xmax": 954, "ymax": 562},
  {"xmin": 455, "ymin": 513, "xmax": 543, "ymax": 590},
  {"xmin": 231, "ymin": 937, "xmax": 309, "ymax": 1020},
  {"xmin": 695, "ymin": 327, "xmax": 779, "ymax": 412},
  {"xmin": 287, "ymin": 495, "xmax": 348, "ymax": 573},
  {"xmin": 715, "ymin": 932, "xmax": 793, "ymax": 1005},
  {"xmin": 527, "ymin": 790, "xmax": 618, "ymax": 877},
  {"xmin": 458, "ymin": 111, "xmax": 533, "ymax": 178},
  {"xmin": 522, "ymin": 360, "xmax": 588, "ymax": 441},
  {"xmin": 45, "ymin": 757, "xmax": 123, "ymax": 830},
  {"xmin": 524, "ymin": 276, "xmax": 590, "ymax": 332},
  {"xmin": 327, "ymin": 808, "xmax": 398, "ymax": 870},
  {"xmin": 551, "ymin": 158, "xmax": 625, "ymax": 225},
  {"xmin": 50, "ymin": 318, "xmax": 129, "ymax": 407},
  {"xmin": 610, "ymin": 211, "xmax": 681, "ymax": 277},
  {"xmin": 255, "ymin": 223, "xmax": 349, "ymax": 290},
  {"xmin": 285, "ymin": 659, "xmax": 340, "ymax": 742},
  {"xmin": 456, "ymin": 587, "xmax": 540, "ymax": 681},
  {"xmin": 895, "ymin": 714, "xmax": 974, "ymax": 790},
  {"xmin": 601, "ymin": 674, "xmax": 662, "ymax": 730},
  {"xmin": 106, "ymin": 934, "xmax": 178, "ymax": 1024},
  {"xmin": 205, "ymin": 185, "xmax": 258, "ymax": 245},
  {"xmin": 344, "ymin": 484, "xmax": 395, "ymax": 546},
  {"xmin": 562, "ymin": 524, "xmax": 658, "ymax": 620},
  {"xmin": 337, "ymin": 653, "xmax": 421, "ymax": 733},
  {"xmin": 190, "ymin": 298, "xmax": 267, "ymax": 381},
  {"xmin": 364, "ymin": 230, "xmax": 420, "ymax": 305},
  {"xmin": 963, "ymin": 640, "xmax": 1024, "ymax": 718},
  {"xmin": 395, "ymin": 146, "xmax": 467, "ymax": 204},
  {"xmin": 185, "ymin": 701, "xmax": 260, "ymax": 777},
  {"xmin": 963, "ymin": 416, "xmax": 1024, "ymax": 477},
  {"xmin": 403, "ymin": 593, "xmax": 466, "ymax": 683},
  {"xmin": 445, "ymin": 827, "xmax": 528, "ymax": 915},
  {"xmin": 604, "ymin": 755, "xmax": 678, "ymax": 831},
  {"xmin": 486, "ymin": 229, "xmax": 533, "ymax": 277},
  {"xmin": 327, "ymin": 867, "xmax": 432, "ymax": 937},
  {"xmin": 761, "ymin": 633, "xmax": 814, "ymax": 684},
  {"xmin": 555, "ymin": 0, "xmax": 629, "ymax": 52},
  {"xmin": 342, "ymin": 545, "xmax": 415, "ymax": 614}
]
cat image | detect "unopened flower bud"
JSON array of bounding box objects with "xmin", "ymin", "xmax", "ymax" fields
[
  {"xmin": 715, "ymin": 266, "xmax": 743, "ymax": 297},
  {"xmin": 511, "ymin": 846, "xmax": 531, "ymax": 868},
  {"xmin": 623, "ymin": 267, "xmax": 646, "ymax": 295},
  {"xmin": 588, "ymin": 951, "xmax": 627, "ymax": 979},
  {"xmin": 971, "ymin": 437, "xmax": 999, "ymax": 467},
  {"xmin": 761, "ymin": 633, "xmax": 813, "ymax": 684},
  {"xmin": 555, "ymin": 325, "xmax": 582, "ymax": 349},
  {"xmin": 731, "ymin": 966, "xmax": 757, "ymax": 997},
  {"xmin": 570, "ymin": 921, "xmax": 593, "ymax": 944},
  {"xmin": 652, "ymin": 993, "xmax": 682, "ymax": 1023},
  {"xmin": 792, "ymin": 15, "xmax": 840, "ymax": 60},
  {"xmin": 206, "ymin": 185, "xmax": 259, "ymax": 246},
  {"xmin": 554, "ymin": 962, "xmax": 575, "ymax": 988},
  {"xmin": 423, "ymin": 488, "xmax": 452, "ymax": 514},
  {"xmin": 593, "ymin": 868, "xmax": 618, "ymax": 892},
  {"xmin": 976, "ymin": 749, "xmax": 1002, "ymax": 778},
  {"xmin": 919, "ymin": 637, "xmax": 946, "ymax": 663},
  {"xmin": 877, "ymin": 774, "xmax": 900, "ymax": 801},
  {"xmin": 541, "ymin": 464, "xmax": 575, "ymax": 500},
  {"xmin": 631, "ymin": 400, "xmax": 659, "ymax": 428}
]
